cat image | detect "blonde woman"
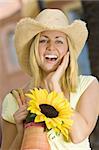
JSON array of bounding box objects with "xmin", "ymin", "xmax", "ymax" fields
[{"xmin": 1, "ymin": 9, "xmax": 99, "ymax": 150}]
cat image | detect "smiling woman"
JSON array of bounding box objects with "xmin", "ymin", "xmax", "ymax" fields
[
  {"xmin": 1, "ymin": 8, "xmax": 99, "ymax": 150},
  {"xmin": 37, "ymin": 30, "xmax": 69, "ymax": 73}
]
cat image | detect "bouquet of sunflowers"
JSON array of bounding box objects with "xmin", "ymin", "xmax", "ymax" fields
[{"xmin": 21, "ymin": 88, "xmax": 73, "ymax": 150}]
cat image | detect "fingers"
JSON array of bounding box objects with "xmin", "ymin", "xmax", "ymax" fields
[
  {"xmin": 55, "ymin": 52, "xmax": 70, "ymax": 75},
  {"xmin": 17, "ymin": 88, "xmax": 26, "ymax": 104},
  {"xmin": 14, "ymin": 104, "xmax": 28, "ymax": 115},
  {"xmin": 11, "ymin": 90, "xmax": 22, "ymax": 107},
  {"xmin": 11, "ymin": 89, "xmax": 26, "ymax": 107},
  {"xmin": 63, "ymin": 51, "xmax": 70, "ymax": 69},
  {"xmin": 14, "ymin": 104, "xmax": 28, "ymax": 124}
]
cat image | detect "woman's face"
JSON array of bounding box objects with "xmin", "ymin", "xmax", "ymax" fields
[{"xmin": 38, "ymin": 30, "xmax": 68, "ymax": 73}]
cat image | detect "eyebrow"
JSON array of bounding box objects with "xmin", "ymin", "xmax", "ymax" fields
[
  {"xmin": 40, "ymin": 35, "xmax": 65, "ymax": 39},
  {"xmin": 40, "ymin": 35, "xmax": 48, "ymax": 38}
]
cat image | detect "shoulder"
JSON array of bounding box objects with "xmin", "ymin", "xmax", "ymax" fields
[
  {"xmin": 1, "ymin": 92, "xmax": 19, "ymax": 124},
  {"xmin": 78, "ymin": 75, "xmax": 98, "ymax": 93},
  {"xmin": 78, "ymin": 75, "xmax": 99, "ymax": 112},
  {"xmin": 70, "ymin": 75, "xmax": 99, "ymax": 110},
  {"xmin": 78, "ymin": 75, "xmax": 99, "ymax": 115},
  {"xmin": 81, "ymin": 75, "xmax": 99, "ymax": 97},
  {"xmin": 79, "ymin": 75, "xmax": 97, "ymax": 83},
  {"xmin": 79, "ymin": 74, "xmax": 99, "ymax": 93},
  {"xmin": 76, "ymin": 76, "xmax": 99, "ymax": 130},
  {"xmin": 2, "ymin": 92, "xmax": 18, "ymax": 107}
]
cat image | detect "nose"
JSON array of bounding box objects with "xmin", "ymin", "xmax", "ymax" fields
[{"xmin": 47, "ymin": 41, "xmax": 55, "ymax": 51}]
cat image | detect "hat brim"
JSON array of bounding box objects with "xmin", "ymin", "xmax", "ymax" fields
[{"xmin": 15, "ymin": 18, "xmax": 88, "ymax": 76}]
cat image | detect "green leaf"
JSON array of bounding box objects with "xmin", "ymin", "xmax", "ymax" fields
[{"xmin": 25, "ymin": 111, "xmax": 37, "ymax": 123}]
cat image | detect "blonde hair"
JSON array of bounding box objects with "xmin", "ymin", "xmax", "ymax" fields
[
  {"xmin": 29, "ymin": 34, "xmax": 41, "ymax": 87},
  {"xmin": 29, "ymin": 33, "xmax": 78, "ymax": 92},
  {"xmin": 61, "ymin": 36, "xmax": 78, "ymax": 92}
]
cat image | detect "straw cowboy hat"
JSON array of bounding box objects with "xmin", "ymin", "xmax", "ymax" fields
[{"xmin": 14, "ymin": 9, "xmax": 88, "ymax": 76}]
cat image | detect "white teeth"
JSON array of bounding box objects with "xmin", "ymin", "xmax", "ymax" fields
[{"xmin": 45, "ymin": 55, "xmax": 58, "ymax": 59}]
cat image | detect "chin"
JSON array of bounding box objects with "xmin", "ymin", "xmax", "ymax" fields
[
  {"xmin": 40, "ymin": 61, "xmax": 60, "ymax": 73},
  {"xmin": 43, "ymin": 66, "xmax": 58, "ymax": 73}
]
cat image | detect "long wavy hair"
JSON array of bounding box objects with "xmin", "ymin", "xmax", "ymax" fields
[{"xmin": 29, "ymin": 33, "xmax": 78, "ymax": 93}]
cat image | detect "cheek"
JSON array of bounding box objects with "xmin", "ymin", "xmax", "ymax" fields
[
  {"xmin": 38, "ymin": 47, "xmax": 44, "ymax": 58},
  {"xmin": 63, "ymin": 44, "xmax": 68, "ymax": 55},
  {"xmin": 59, "ymin": 47, "xmax": 68, "ymax": 56}
]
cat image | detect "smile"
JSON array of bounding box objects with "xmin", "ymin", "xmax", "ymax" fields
[{"xmin": 45, "ymin": 54, "xmax": 58, "ymax": 61}]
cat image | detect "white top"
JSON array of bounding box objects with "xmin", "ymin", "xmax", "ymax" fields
[{"xmin": 2, "ymin": 75, "xmax": 96, "ymax": 150}]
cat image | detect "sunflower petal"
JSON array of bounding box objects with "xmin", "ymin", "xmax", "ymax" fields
[
  {"xmin": 25, "ymin": 93, "xmax": 36, "ymax": 100},
  {"xmin": 35, "ymin": 114, "xmax": 45, "ymax": 122},
  {"xmin": 44, "ymin": 118, "xmax": 52, "ymax": 129}
]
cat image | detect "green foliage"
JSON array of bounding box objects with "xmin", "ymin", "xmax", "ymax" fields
[{"xmin": 25, "ymin": 111, "xmax": 37, "ymax": 123}]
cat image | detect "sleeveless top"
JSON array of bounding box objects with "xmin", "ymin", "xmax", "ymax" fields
[{"xmin": 1, "ymin": 75, "xmax": 96, "ymax": 150}]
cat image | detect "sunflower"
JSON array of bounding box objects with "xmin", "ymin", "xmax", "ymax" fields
[{"xmin": 26, "ymin": 88, "xmax": 73, "ymax": 141}]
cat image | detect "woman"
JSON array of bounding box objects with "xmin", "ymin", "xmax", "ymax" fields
[{"xmin": 1, "ymin": 9, "xmax": 99, "ymax": 150}]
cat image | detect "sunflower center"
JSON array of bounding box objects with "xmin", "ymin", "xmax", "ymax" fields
[{"xmin": 39, "ymin": 104, "xmax": 59, "ymax": 118}]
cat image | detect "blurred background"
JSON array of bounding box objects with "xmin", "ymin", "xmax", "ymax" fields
[{"xmin": 0, "ymin": 0, "xmax": 99, "ymax": 149}]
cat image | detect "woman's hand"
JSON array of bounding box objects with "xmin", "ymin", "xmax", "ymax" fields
[
  {"xmin": 44, "ymin": 52, "xmax": 70, "ymax": 92},
  {"xmin": 11, "ymin": 89, "xmax": 28, "ymax": 133},
  {"xmin": 13, "ymin": 104, "xmax": 28, "ymax": 133}
]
